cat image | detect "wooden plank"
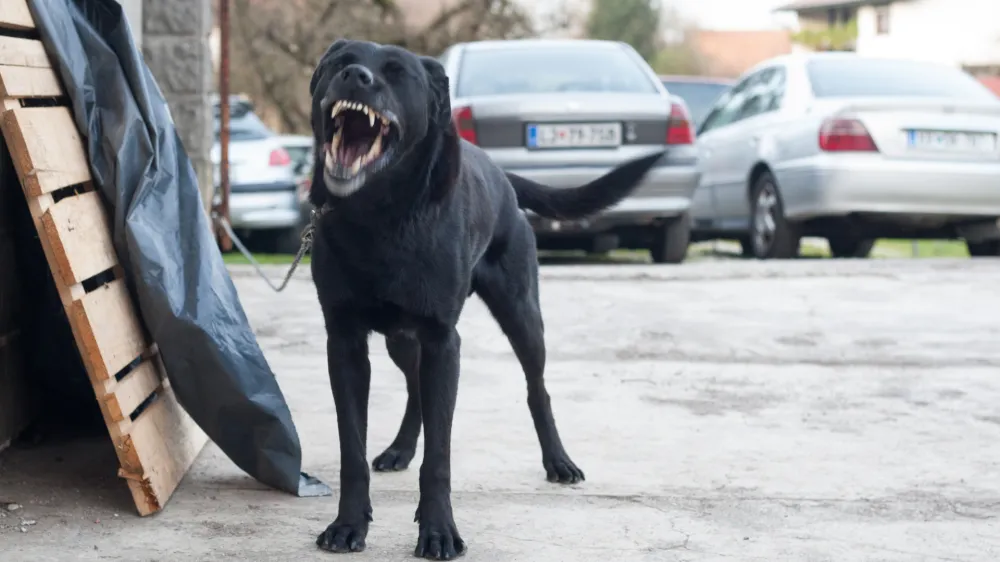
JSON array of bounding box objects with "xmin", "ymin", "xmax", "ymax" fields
[
  {"xmin": 118, "ymin": 383, "xmax": 207, "ymax": 516},
  {"xmin": 40, "ymin": 190, "xmax": 117, "ymax": 286},
  {"xmin": 0, "ymin": 37, "xmax": 50, "ymax": 68},
  {"xmin": 2, "ymin": 107, "xmax": 91, "ymax": 196},
  {"xmin": 0, "ymin": 65, "xmax": 61, "ymax": 98},
  {"xmin": 0, "ymin": 0, "xmax": 34, "ymax": 32},
  {"xmin": 68, "ymin": 278, "xmax": 147, "ymax": 381},
  {"xmin": 1, "ymin": 97, "xmax": 207, "ymax": 514},
  {"xmin": 101, "ymin": 359, "xmax": 162, "ymax": 422}
]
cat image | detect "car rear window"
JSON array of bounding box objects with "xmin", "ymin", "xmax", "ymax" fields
[
  {"xmin": 661, "ymin": 81, "xmax": 731, "ymax": 127},
  {"xmin": 807, "ymin": 58, "xmax": 997, "ymax": 101},
  {"xmin": 456, "ymin": 45, "xmax": 659, "ymax": 97},
  {"xmin": 214, "ymin": 103, "xmax": 273, "ymax": 141}
]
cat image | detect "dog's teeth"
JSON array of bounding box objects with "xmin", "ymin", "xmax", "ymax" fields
[
  {"xmin": 365, "ymin": 135, "xmax": 382, "ymax": 163},
  {"xmin": 330, "ymin": 131, "xmax": 342, "ymax": 160},
  {"xmin": 368, "ymin": 111, "xmax": 375, "ymax": 127},
  {"xmin": 350, "ymin": 159, "xmax": 362, "ymax": 174}
]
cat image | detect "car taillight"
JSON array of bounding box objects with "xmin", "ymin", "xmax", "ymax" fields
[
  {"xmin": 269, "ymin": 147, "xmax": 292, "ymax": 166},
  {"xmin": 452, "ymin": 105, "xmax": 477, "ymax": 145},
  {"xmin": 666, "ymin": 102, "xmax": 694, "ymax": 145},
  {"xmin": 819, "ymin": 118, "xmax": 878, "ymax": 152}
]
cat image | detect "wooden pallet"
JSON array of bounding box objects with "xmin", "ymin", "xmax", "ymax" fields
[{"xmin": 0, "ymin": 0, "xmax": 207, "ymax": 515}]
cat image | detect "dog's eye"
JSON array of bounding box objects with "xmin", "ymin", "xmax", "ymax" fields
[{"xmin": 382, "ymin": 61, "xmax": 405, "ymax": 77}]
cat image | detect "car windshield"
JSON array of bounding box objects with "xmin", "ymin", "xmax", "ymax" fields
[
  {"xmin": 807, "ymin": 58, "xmax": 997, "ymax": 101},
  {"xmin": 456, "ymin": 45, "xmax": 659, "ymax": 97},
  {"xmin": 661, "ymin": 81, "xmax": 731, "ymax": 127},
  {"xmin": 213, "ymin": 102, "xmax": 273, "ymax": 141}
]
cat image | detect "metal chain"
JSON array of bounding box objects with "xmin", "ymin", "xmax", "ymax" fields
[{"xmin": 213, "ymin": 207, "xmax": 325, "ymax": 292}]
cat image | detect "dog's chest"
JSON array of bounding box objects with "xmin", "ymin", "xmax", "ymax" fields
[{"xmin": 313, "ymin": 224, "xmax": 471, "ymax": 323}]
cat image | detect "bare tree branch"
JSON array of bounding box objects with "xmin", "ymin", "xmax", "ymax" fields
[{"xmin": 222, "ymin": 0, "xmax": 533, "ymax": 133}]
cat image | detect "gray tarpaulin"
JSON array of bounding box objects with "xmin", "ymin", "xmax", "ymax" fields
[{"xmin": 25, "ymin": 0, "xmax": 329, "ymax": 497}]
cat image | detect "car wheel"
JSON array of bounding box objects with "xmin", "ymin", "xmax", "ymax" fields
[
  {"xmin": 266, "ymin": 226, "xmax": 306, "ymax": 255},
  {"xmin": 966, "ymin": 239, "xmax": 1000, "ymax": 257},
  {"xmin": 650, "ymin": 213, "xmax": 691, "ymax": 264},
  {"xmin": 749, "ymin": 171, "xmax": 799, "ymax": 260},
  {"xmin": 827, "ymin": 237, "xmax": 876, "ymax": 258}
]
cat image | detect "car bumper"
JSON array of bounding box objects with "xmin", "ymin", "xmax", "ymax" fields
[
  {"xmin": 506, "ymin": 162, "xmax": 700, "ymax": 235},
  {"xmin": 776, "ymin": 154, "xmax": 1000, "ymax": 221},
  {"xmin": 214, "ymin": 182, "xmax": 303, "ymax": 230}
]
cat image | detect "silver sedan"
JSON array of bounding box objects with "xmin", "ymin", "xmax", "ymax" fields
[
  {"xmin": 437, "ymin": 39, "xmax": 701, "ymax": 263},
  {"xmin": 691, "ymin": 52, "xmax": 1000, "ymax": 259}
]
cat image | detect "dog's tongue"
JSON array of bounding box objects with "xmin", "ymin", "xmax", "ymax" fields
[{"xmin": 338, "ymin": 141, "xmax": 364, "ymax": 168}]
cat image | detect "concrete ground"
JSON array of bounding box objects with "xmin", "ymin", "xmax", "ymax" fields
[{"xmin": 2, "ymin": 258, "xmax": 999, "ymax": 561}]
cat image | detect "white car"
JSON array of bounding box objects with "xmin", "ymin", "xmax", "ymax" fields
[
  {"xmin": 211, "ymin": 96, "xmax": 305, "ymax": 253},
  {"xmin": 690, "ymin": 52, "xmax": 1000, "ymax": 259},
  {"xmin": 275, "ymin": 134, "xmax": 316, "ymax": 229}
]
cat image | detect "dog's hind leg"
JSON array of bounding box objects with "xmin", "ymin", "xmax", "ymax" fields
[
  {"xmin": 373, "ymin": 333, "xmax": 422, "ymax": 471},
  {"xmin": 472, "ymin": 226, "xmax": 585, "ymax": 485}
]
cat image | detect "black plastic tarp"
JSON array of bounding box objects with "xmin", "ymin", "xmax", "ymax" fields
[{"xmin": 26, "ymin": 0, "xmax": 329, "ymax": 498}]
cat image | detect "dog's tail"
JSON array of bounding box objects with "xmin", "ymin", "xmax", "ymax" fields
[{"xmin": 506, "ymin": 150, "xmax": 666, "ymax": 220}]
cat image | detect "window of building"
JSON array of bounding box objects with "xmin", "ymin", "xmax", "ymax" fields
[{"xmin": 875, "ymin": 4, "xmax": 890, "ymax": 35}]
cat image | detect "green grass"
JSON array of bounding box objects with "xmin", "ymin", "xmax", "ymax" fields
[
  {"xmin": 220, "ymin": 238, "xmax": 971, "ymax": 266},
  {"xmin": 222, "ymin": 252, "xmax": 311, "ymax": 265},
  {"xmin": 870, "ymin": 239, "xmax": 970, "ymax": 259}
]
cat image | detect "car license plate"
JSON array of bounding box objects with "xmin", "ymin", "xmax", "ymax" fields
[
  {"xmin": 526, "ymin": 122, "xmax": 622, "ymax": 149},
  {"xmin": 905, "ymin": 129, "xmax": 997, "ymax": 153}
]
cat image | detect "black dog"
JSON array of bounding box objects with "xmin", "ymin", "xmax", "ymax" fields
[{"xmin": 308, "ymin": 39, "xmax": 666, "ymax": 559}]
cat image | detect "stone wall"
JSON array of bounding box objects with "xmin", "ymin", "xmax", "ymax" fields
[{"xmin": 141, "ymin": 0, "xmax": 214, "ymax": 213}]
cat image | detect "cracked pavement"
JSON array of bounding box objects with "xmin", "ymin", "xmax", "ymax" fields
[{"xmin": 2, "ymin": 258, "xmax": 999, "ymax": 561}]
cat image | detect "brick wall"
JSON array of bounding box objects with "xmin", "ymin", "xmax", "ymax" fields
[{"xmin": 142, "ymin": 0, "xmax": 214, "ymax": 214}]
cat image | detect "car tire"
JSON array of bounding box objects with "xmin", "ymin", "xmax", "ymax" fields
[
  {"xmin": 749, "ymin": 171, "xmax": 799, "ymax": 260},
  {"xmin": 827, "ymin": 237, "xmax": 876, "ymax": 258},
  {"xmin": 268, "ymin": 226, "xmax": 306, "ymax": 255},
  {"xmin": 650, "ymin": 213, "xmax": 691, "ymax": 264},
  {"xmin": 966, "ymin": 239, "xmax": 1000, "ymax": 257}
]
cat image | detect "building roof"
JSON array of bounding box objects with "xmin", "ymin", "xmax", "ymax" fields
[
  {"xmin": 978, "ymin": 76, "xmax": 1000, "ymax": 97},
  {"xmin": 774, "ymin": 0, "xmax": 874, "ymax": 12}
]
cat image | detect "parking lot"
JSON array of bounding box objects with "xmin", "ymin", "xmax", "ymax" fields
[{"xmin": 4, "ymin": 257, "xmax": 999, "ymax": 561}]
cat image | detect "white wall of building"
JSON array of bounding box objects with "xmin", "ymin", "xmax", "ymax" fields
[
  {"xmin": 115, "ymin": 0, "xmax": 142, "ymax": 46},
  {"xmin": 854, "ymin": 0, "xmax": 1000, "ymax": 67}
]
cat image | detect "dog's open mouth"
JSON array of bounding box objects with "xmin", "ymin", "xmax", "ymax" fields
[{"xmin": 325, "ymin": 100, "xmax": 398, "ymax": 181}]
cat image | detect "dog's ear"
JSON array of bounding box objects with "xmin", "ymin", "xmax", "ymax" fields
[
  {"xmin": 308, "ymin": 40, "xmax": 349, "ymax": 209},
  {"xmin": 420, "ymin": 56, "xmax": 461, "ymax": 199},
  {"xmin": 420, "ymin": 56, "xmax": 452, "ymax": 127}
]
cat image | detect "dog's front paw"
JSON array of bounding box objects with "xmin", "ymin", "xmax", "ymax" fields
[
  {"xmin": 316, "ymin": 518, "xmax": 370, "ymax": 553},
  {"xmin": 544, "ymin": 453, "xmax": 585, "ymax": 484},
  {"xmin": 372, "ymin": 446, "xmax": 415, "ymax": 472},
  {"xmin": 414, "ymin": 509, "xmax": 466, "ymax": 560}
]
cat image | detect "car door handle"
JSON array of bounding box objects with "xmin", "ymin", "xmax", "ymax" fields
[{"xmin": 749, "ymin": 136, "xmax": 760, "ymax": 146}]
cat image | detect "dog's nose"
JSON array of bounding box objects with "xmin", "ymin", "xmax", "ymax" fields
[{"xmin": 340, "ymin": 64, "xmax": 374, "ymax": 87}]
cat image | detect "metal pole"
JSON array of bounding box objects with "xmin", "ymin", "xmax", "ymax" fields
[{"xmin": 217, "ymin": 0, "xmax": 233, "ymax": 251}]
